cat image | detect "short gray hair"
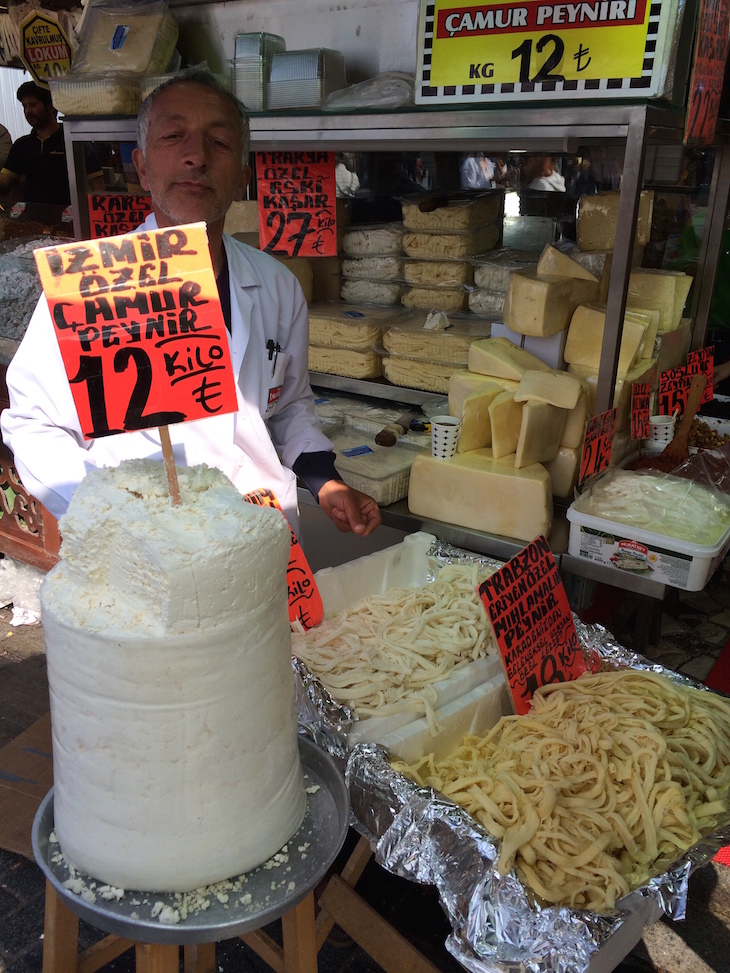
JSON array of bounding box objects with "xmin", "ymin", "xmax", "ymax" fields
[{"xmin": 136, "ymin": 68, "xmax": 251, "ymax": 164}]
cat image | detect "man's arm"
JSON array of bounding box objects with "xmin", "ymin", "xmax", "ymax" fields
[
  {"xmin": 292, "ymin": 450, "xmax": 381, "ymax": 535},
  {"xmin": 0, "ymin": 168, "xmax": 19, "ymax": 197}
]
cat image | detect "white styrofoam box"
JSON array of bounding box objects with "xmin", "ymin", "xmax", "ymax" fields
[
  {"xmin": 380, "ymin": 674, "xmax": 511, "ymax": 765},
  {"xmin": 314, "ymin": 530, "xmax": 436, "ymax": 613},
  {"xmin": 566, "ymin": 506, "xmax": 730, "ymax": 591},
  {"xmin": 308, "ymin": 531, "xmax": 507, "ymax": 749},
  {"xmin": 490, "ymin": 320, "xmax": 567, "ymax": 369}
]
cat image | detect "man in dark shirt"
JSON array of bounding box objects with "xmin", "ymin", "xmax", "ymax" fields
[{"xmin": 0, "ymin": 82, "xmax": 101, "ymax": 209}]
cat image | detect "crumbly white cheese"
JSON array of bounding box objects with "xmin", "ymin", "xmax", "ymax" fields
[{"xmin": 41, "ymin": 459, "xmax": 306, "ymax": 893}]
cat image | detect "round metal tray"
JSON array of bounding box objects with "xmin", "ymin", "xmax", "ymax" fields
[{"xmin": 32, "ymin": 735, "xmax": 349, "ymax": 945}]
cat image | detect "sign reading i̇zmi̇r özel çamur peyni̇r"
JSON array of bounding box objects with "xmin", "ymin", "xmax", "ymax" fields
[
  {"xmin": 33, "ymin": 222, "xmax": 325, "ymax": 631},
  {"xmin": 416, "ymin": 0, "xmax": 683, "ymax": 103}
]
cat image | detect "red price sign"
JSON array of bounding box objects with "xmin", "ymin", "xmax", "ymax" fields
[
  {"xmin": 657, "ymin": 365, "xmax": 690, "ymax": 416},
  {"xmin": 87, "ymin": 194, "xmax": 153, "ymax": 239},
  {"xmin": 34, "ymin": 222, "xmax": 238, "ymax": 440},
  {"xmin": 579, "ymin": 408, "xmax": 617, "ymax": 485},
  {"xmin": 243, "ymin": 488, "xmax": 323, "ymax": 630},
  {"xmin": 631, "ymin": 382, "xmax": 651, "ymax": 440},
  {"xmin": 256, "ymin": 151, "xmax": 337, "ymax": 258},
  {"xmin": 479, "ymin": 535, "xmax": 586, "ymax": 715},
  {"xmin": 684, "ymin": 0, "xmax": 730, "ymax": 145},
  {"xmin": 687, "ymin": 346, "xmax": 714, "ymax": 405}
]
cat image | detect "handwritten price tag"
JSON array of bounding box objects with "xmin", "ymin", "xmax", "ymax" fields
[
  {"xmin": 87, "ymin": 194, "xmax": 153, "ymax": 239},
  {"xmin": 579, "ymin": 408, "xmax": 617, "ymax": 485},
  {"xmin": 631, "ymin": 382, "xmax": 651, "ymax": 440},
  {"xmin": 657, "ymin": 365, "xmax": 689, "ymax": 415},
  {"xmin": 479, "ymin": 536, "xmax": 586, "ymax": 716},
  {"xmin": 687, "ymin": 346, "xmax": 714, "ymax": 405},
  {"xmin": 242, "ymin": 488, "xmax": 324, "ymax": 630},
  {"xmin": 684, "ymin": 0, "xmax": 730, "ymax": 145},
  {"xmin": 34, "ymin": 222, "xmax": 238, "ymax": 440},
  {"xmin": 256, "ymin": 151, "xmax": 337, "ymax": 258}
]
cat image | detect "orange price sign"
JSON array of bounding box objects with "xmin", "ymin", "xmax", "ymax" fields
[
  {"xmin": 256, "ymin": 151, "xmax": 337, "ymax": 258},
  {"xmin": 657, "ymin": 364, "xmax": 690, "ymax": 416},
  {"xmin": 243, "ymin": 488, "xmax": 324, "ymax": 630},
  {"xmin": 684, "ymin": 0, "xmax": 730, "ymax": 145},
  {"xmin": 34, "ymin": 222, "xmax": 238, "ymax": 440},
  {"xmin": 687, "ymin": 346, "xmax": 714, "ymax": 406},
  {"xmin": 479, "ymin": 535, "xmax": 586, "ymax": 715},
  {"xmin": 578, "ymin": 407, "xmax": 617, "ymax": 485}
]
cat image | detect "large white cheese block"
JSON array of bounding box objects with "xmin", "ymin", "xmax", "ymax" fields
[
  {"xmin": 468, "ymin": 336, "xmax": 551, "ymax": 380},
  {"xmin": 341, "ymin": 256, "xmax": 403, "ymax": 281},
  {"xmin": 457, "ymin": 381, "xmax": 504, "ymax": 451},
  {"xmin": 341, "ymin": 279, "xmax": 402, "ymax": 306},
  {"xmin": 73, "ymin": 3, "xmax": 178, "ymax": 75},
  {"xmin": 576, "ymin": 190, "xmax": 654, "ymax": 251},
  {"xmin": 448, "ymin": 371, "xmax": 517, "ymax": 418},
  {"xmin": 402, "ymin": 285, "xmax": 469, "ymax": 313},
  {"xmin": 309, "ymin": 345, "xmax": 382, "ymax": 378},
  {"xmin": 403, "ymin": 224, "xmax": 500, "ymax": 258},
  {"xmin": 503, "ymin": 271, "xmax": 599, "ymax": 337},
  {"xmin": 308, "ymin": 302, "xmax": 397, "ymax": 349},
  {"xmin": 41, "ymin": 460, "xmax": 304, "ymax": 893},
  {"xmin": 342, "ymin": 223, "xmax": 404, "ymax": 255},
  {"xmin": 514, "ymin": 400, "xmax": 567, "ymax": 469},
  {"xmin": 544, "ymin": 446, "xmax": 580, "ymax": 497},
  {"xmin": 408, "ymin": 449, "xmax": 553, "ymax": 542},
  {"xmin": 514, "ymin": 369, "xmax": 583, "ymax": 410},
  {"xmin": 564, "ymin": 305, "xmax": 647, "ymax": 375},
  {"xmin": 536, "ymin": 244, "xmax": 599, "ymax": 281},
  {"xmin": 403, "ymin": 258, "xmax": 473, "ymax": 286},
  {"xmin": 488, "ymin": 390, "xmax": 523, "ymax": 459}
]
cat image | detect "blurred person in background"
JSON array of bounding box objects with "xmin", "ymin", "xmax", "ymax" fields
[
  {"xmin": 523, "ymin": 156, "xmax": 566, "ymax": 192},
  {"xmin": 460, "ymin": 151, "xmax": 495, "ymax": 189}
]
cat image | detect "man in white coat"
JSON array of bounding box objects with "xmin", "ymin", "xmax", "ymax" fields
[{"xmin": 1, "ymin": 69, "xmax": 381, "ymax": 538}]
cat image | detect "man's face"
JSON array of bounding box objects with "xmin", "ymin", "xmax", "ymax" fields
[
  {"xmin": 21, "ymin": 96, "xmax": 54, "ymax": 130},
  {"xmin": 132, "ymin": 83, "xmax": 250, "ymax": 231}
]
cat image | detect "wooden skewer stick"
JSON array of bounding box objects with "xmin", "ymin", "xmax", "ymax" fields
[{"xmin": 158, "ymin": 425, "xmax": 181, "ymax": 506}]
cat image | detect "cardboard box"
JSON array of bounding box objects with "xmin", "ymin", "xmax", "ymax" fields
[{"xmin": 0, "ymin": 712, "xmax": 52, "ymax": 859}]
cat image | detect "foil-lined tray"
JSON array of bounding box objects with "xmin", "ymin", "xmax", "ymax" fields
[{"xmin": 294, "ymin": 537, "xmax": 730, "ymax": 973}]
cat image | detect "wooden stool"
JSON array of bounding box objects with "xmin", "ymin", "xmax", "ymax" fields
[{"xmin": 42, "ymin": 878, "xmax": 318, "ymax": 973}]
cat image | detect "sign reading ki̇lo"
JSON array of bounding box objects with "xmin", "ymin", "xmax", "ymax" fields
[
  {"xmin": 416, "ymin": 0, "xmax": 684, "ymax": 104},
  {"xmin": 20, "ymin": 11, "xmax": 72, "ymax": 86},
  {"xmin": 34, "ymin": 222, "xmax": 238, "ymax": 440}
]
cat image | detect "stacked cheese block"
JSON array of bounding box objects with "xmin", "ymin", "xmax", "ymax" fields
[
  {"xmin": 408, "ymin": 337, "xmax": 590, "ymax": 541},
  {"xmin": 399, "ymin": 193, "xmax": 503, "ymax": 312},
  {"xmin": 340, "ymin": 224, "xmax": 405, "ymax": 306},
  {"xmin": 382, "ymin": 310, "xmax": 491, "ymax": 394},
  {"xmin": 308, "ymin": 302, "xmax": 400, "ymax": 378}
]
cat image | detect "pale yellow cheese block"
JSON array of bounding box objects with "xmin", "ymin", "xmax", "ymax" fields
[
  {"xmin": 513, "ymin": 369, "xmax": 583, "ymax": 410},
  {"xmin": 627, "ymin": 270, "xmax": 692, "ymax": 333},
  {"xmin": 383, "ymin": 356, "xmax": 466, "ymax": 394},
  {"xmin": 543, "ymin": 446, "xmax": 580, "ymax": 497},
  {"xmin": 625, "ymin": 304, "xmax": 660, "ymax": 358},
  {"xmin": 309, "ymin": 345, "xmax": 382, "ymax": 378},
  {"xmin": 488, "ymin": 390, "xmax": 523, "ymax": 459},
  {"xmin": 503, "ymin": 271, "xmax": 599, "ymax": 337},
  {"xmin": 564, "ymin": 305, "xmax": 647, "ymax": 375},
  {"xmin": 457, "ymin": 381, "xmax": 504, "ymax": 452},
  {"xmin": 407, "ymin": 450, "xmax": 552, "ymax": 542},
  {"xmin": 576, "ymin": 190, "xmax": 654, "ymax": 251},
  {"xmin": 448, "ymin": 371, "xmax": 518, "ymax": 418},
  {"xmin": 536, "ymin": 245, "xmax": 599, "ymax": 281},
  {"xmin": 567, "ymin": 357, "xmax": 657, "ymax": 433},
  {"xmin": 468, "ymin": 336, "xmax": 551, "ymax": 380},
  {"xmin": 561, "ymin": 382, "xmax": 590, "ymax": 449},
  {"xmin": 515, "ymin": 400, "xmax": 567, "ymax": 469}
]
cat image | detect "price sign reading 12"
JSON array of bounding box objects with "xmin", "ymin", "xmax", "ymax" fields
[
  {"xmin": 34, "ymin": 222, "xmax": 239, "ymax": 440},
  {"xmin": 479, "ymin": 535, "xmax": 586, "ymax": 715}
]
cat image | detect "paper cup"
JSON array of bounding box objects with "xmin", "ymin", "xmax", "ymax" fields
[
  {"xmin": 648, "ymin": 414, "xmax": 675, "ymax": 444},
  {"xmin": 431, "ymin": 415, "xmax": 461, "ymax": 459}
]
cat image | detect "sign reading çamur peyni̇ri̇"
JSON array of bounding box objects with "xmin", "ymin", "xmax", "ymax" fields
[{"xmin": 416, "ymin": 0, "xmax": 694, "ymax": 104}]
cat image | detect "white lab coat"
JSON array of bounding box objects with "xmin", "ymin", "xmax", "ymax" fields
[{"xmin": 1, "ymin": 214, "xmax": 333, "ymax": 533}]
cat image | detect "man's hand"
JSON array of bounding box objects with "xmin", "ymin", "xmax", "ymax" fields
[{"xmin": 318, "ymin": 479, "xmax": 381, "ymax": 535}]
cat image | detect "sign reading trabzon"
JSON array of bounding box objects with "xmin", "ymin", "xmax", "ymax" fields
[
  {"xmin": 20, "ymin": 11, "xmax": 72, "ymax": 87},
  {"xmin": 416, "ymin": 0, "xmax": 687, "ymax": 104}
]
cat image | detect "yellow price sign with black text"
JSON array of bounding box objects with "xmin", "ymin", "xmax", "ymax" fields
[{"xmin": 417, "ymin": 0, "xmax": 686, "ymax": 104}]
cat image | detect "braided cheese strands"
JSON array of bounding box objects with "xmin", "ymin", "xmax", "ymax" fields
[
  {"xmin": 393, "ymin": 669, "xmax": 730, "ymax": 912},
  {"xmin": 291, "ymin": 563, "xmax": 496, "ymax": 731}
]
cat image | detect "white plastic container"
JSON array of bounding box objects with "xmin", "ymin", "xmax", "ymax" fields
[{"xmin": 566, "ymin": 506, "xmax": 730, "ymax": 591}]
